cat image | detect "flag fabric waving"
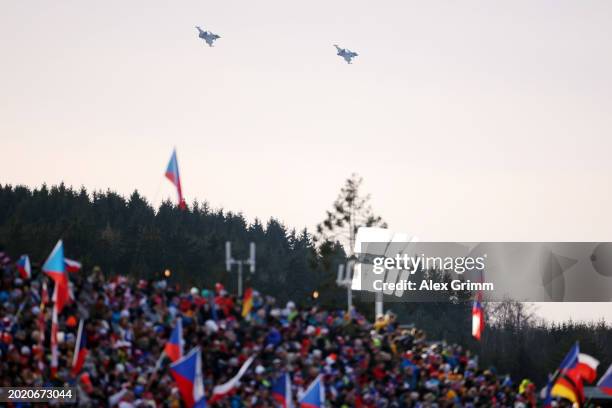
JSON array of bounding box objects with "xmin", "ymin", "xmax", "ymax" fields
[
  {"xmin": 550, "ymin": 343, "xmax": 584, "ymax": 405},
  {"xmin": 79, "ymin": 372, "xmax": 94, "ymax": 394},
  {"xmin": 169, "ymin": 347, "xmax": 206, "ymax": 408},
  {"xmin": 553, "ymin": 370, "xmax": 584, "ymax": 404},
  {"xmin": 16, "ymin": 255, "xmax": 31, "ymax": 279},
  {"xmin": 71, "ymin": 319, "xmax": 88, "ymax": 377},
  {"xmin": 242, "ymin": 287, "xmax": 253, "ymax": 318},
  {"xmin": 65, "ymin": 258, "xmax": 82, "ymax": 273},
  {"xmin": 471, "ymin": 300, "xmax": 484, "ymax": 341},
  {"xmin": 551, "ymin": 351, "xmax": 599, "ymax": 405},
  {"xmin": 559, "ymin": 343, "xmax": 580, "ymax": 371},
  {"xmin": 165, "ymin": 148, "xmax": 187, "ymax": 209},
  {"xmin": 597, "ymin": 364, "xmax": 612, "ymax": 396},
  {"xmin": 210, "ymin": 356, "xmax": 255, "ymax": 403},
  {"xmin": 165, "ymin": 318, "xmax": 184, "ymax": 362},
  {"xmin": 575, "ymin": 353, "xmax": 599, "ymax": 384},
  {"xmin": 42, "ymin": 240, "xmax": 71, "ymax": 314},
  {"xmin": 271, "ymin": 373, "xmax": 293, "ymax": 408},
  {"xmin": 552, "ymin": 352, "xmax": 599, "ymax": 405},
  {"xmin": 299, "ymin": 375, "xmax": 325, "ymax": 408}
]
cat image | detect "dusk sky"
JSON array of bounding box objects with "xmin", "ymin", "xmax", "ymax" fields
[{"xmin": 2, "ymin": 1, "xmax": 611, "ymax": 321}]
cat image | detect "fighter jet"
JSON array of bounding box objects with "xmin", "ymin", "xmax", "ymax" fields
[
  {"xmin": 195, "ymin": 26, "xmax": 220, "ymax": 47},
  {"xmin": 333, "ymin": 44, "xmax": 358, "ymax": 64}
]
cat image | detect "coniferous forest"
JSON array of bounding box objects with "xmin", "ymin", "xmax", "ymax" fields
[
  {"xmin": 0, "ymin": 183, "xmax": 610, "ymax": 384},
  {"xmin": 0, "ymin": 183, "xmax": 345, "ymax": 307}
]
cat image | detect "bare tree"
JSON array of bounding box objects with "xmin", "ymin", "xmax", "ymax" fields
[{"xmin": 487, "ymin": 299, "xmax": 536, "ymax": 331}]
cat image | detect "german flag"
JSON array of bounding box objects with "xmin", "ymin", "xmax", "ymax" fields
[
  {"xmin": 551, "ymin": 370, "xmax": 584, "ymax": 405},
  {"xmin": 241, "ymin": 287, "xmax": 253, "ymax": 317},
  {"xmin": 548, "ymin": 343, "xmax": 596, "ymax": 407}
]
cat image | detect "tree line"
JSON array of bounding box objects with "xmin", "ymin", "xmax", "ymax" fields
[
  {"xmin": 0, "ymin": 183, "xmax": 344, "ymax": 308},
  {"xmin": 0, "ymin": 180, "xmax": 610, "ymax": 384}
]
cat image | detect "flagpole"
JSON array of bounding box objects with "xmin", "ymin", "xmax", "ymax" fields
[
  {"xmin": 72, "ymin": 319, "xmax": 84, "ymax": 370},
  {"xmin": 237, "ymin": 260, "xmax": 243, "ymax": 298}
]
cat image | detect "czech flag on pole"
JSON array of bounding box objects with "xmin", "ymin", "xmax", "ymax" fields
[
  {"xmin": 272, "ymin": 373, "xmax": 293, "ymax": 408},
  {"xmin": 299, "ymin": 375, "xmax": 324, "ymax": 408},
  {"xmin": 169, "ymin": 347, "xmax": 207, "ymax": 408},
  {"xmin": 43, "ymin": 240, "xmax": 71, "ymax": 314},
  {"xmin": 165, "ymin": 148, "xmax": 186, "ymax": 210},
  {"xmin": 597, "ymin": 364, "xmax": 612, "ymax": 396},
  {"xmin": 72, "ymin": 319, "xmax": 88, "ymax": 376},
  {"xmin": 16, "ymin": 255, "xmax": 31, "ymax": 279},
  {"xmin": 165, "ymin": 318, "xmax": 184, "ymax": 363}
]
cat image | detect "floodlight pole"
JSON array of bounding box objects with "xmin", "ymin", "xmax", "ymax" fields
[
  {"xmin": 225, "ymin": 241, "xmax": 256, "ymax": 297},
  {"xmin": 237, "ymin": 260, "xmax": 243, "ymax": 298},
  {"xmin": 375, "ymin": 291, "xmax": 383, "ymax": 317},
  {"xmin": 336, "ymin": 260, "xmax": 355, "ymax": 313}
]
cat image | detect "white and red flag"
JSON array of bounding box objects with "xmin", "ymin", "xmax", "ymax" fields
[
  {"xmin": 72, "ymin": 319, "xmax": 89, "ymax": 376},
  {"xmin": 575, "ymin": 353, "xmax": 599, "ymax": 383},
  {"xmin": 471, "ymin": 287, "xmax": 484, "ymax": 341},
  {"xmin": 209, "ymin": 356, "xmax": 255, "ymax": 403},
  {"xmin": 65, "ymin": 258, "xmax": 82, "ymax": 273}
]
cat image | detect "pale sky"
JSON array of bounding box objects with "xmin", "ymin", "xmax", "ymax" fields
[{"xmin": 1, "ymin": 1, "xmax": 611, "ymax": 322}]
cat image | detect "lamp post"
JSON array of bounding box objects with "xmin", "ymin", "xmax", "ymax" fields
[
  {"xmin": 225, "ymin": 241, "xmax": 256, "ymax": 297},
  {"xmin": 354, "ymin": 227, "xmax": 417, "ymax": 318},
  {"xmin": 336, "ymin": 259, "xmax": 355, "ymax": 313}
]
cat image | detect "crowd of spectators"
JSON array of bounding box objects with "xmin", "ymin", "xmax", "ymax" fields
[{"xmin": 0, "ymin": 253, "xmax": 557, "ymax": 407}]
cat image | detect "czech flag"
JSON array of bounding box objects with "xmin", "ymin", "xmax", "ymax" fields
[
  {"xmin": 471, "ymin": 300, "xmax": 484, "ymax": 341},
  {"xmin": 165, "ymin": 318, "xmax": 184, "ymax": 363},
  {"xmin": 72, "ymin": 319, "xmax": 88, "ymax": 376},
  {"xmin": 271, "ymin": 373, "xmax": 293, "ymax": 408},
  {"xmin": 43, "ymin": 240, "xmax": 71, "ymax": 314},
  {"xmin": 241, "ymin": 287, "xmax": 253, "ymax": 318},
  {"xmin": 65, "ymin": 258, "xmax": 82, "ymax": 273},
  {"xmin": 169, "ymin": 347, "xmax": 207, "ymax": 408},
  {"xmin": 299, "ymin": 375, "xmax": 324, "ymax": 408},
  {"xmin": 16, "ymin": 255, "xmax": 31, "ymax": 279},
  {"xmin": 165, "ymin": 148, "xmax": 186, "ymax": 210},
  {"xmin": 597, "ymin": 364, "xmax": 612, "ymax": 396}
]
